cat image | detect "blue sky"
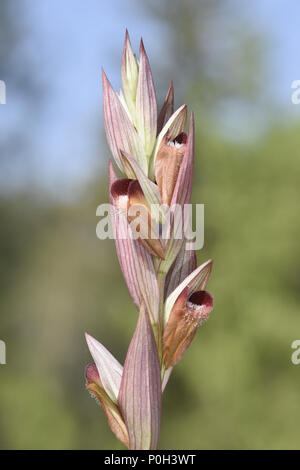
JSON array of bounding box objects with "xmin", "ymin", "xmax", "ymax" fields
[
  {"xmin": 254, "ymin": 0, "xmax": 300, "ymax": 106},
  {"xmin": 1, "ymin": 0, "xmax": 299, "ymax": 197}
]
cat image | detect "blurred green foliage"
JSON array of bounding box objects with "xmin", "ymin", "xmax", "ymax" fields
[{"xmin": 1, "ymin": 0, "xmax": 300, "ymax": 449}]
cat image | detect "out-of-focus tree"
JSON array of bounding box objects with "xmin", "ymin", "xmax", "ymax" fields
[
  {"xmin": 141, "ymin": 0, "xmax": 265, "ymax": 128},
  {"xmin": 0, "ymin": 0, "xmax": 43, "ymax": 191}
]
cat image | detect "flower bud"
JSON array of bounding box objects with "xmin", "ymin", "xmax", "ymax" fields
[
  {"xmin": 85, "ymin": 362, "xmax": 129, "ymax": 448},
  {"xmin": 155, "ymin": 132, "xmax": 187, "ymax": 206},
  {"xmin": 121, "ymin": 30, "xmax": 139, "ymax": 125},
  {"xmin": 136, "ymin": 39, "xmax": 157, "ymax": 159},
  {"xmin": 163, "ymin": 288, "xmax": 214, "ymax": 368},
  {"xmin": 111, "ymin": 178, "xmax": 165, "ymax": 259}
]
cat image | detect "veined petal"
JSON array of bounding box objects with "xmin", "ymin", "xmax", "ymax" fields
[
  {"xmin": 136, "ymin": 39, "xmax": 157, "ymax": 159},
  {"xmin": 110, "ymin": 177, "xmax": 165, "ymax": 260},
  {"xmin": 163, "ymin": 289, "xmax": 214, "ymax": 368},
  {"xmin": 155, "ymin": 200, "xmax": 190, "ymax": 276},
  {"xmin": 109, "ymin": 162, "xmax": 160, "ymax": 322},
  {"xmin": 120, "ymin": 150, "xmax": 162, "ymax": 223},
  {"xmin": 118, "ymin": 89, "xmax": 134, "ymax": 124},
  {"xmin": 164, "ymin": 259, "xmax": 213, "ymax": 325},
  {"xmin": 154, "ymin": 132, "xmax": 187, "ymax": 207},
  {"xmin": 162, "ymin": 367, "xmax": 173, "ymax": 392},
  {"xmin": 154, "ymin": 115, "xmax": 195, "ymax": 273},
  {"xmin": 85, "ymin": 333, "xmax": 123, "ymax": 404},
  {"xmin": 102, "ymin": 69, "xmax": 148, "ymax": 174},
  {"xmin": 165, "ymin": 239, "xmax": 197, "ymax": 299},
  {"xmin": 170, "ymin": 113, "xmax": 195, "ymax": 207},
  {"xmin": 118, "ymin": 304, "xmax": 162, "ymax": 450},
  {"xmin": 156, "ymin": 235, "xmax": 184, "ymax": 278},
  {"xmin": 150, "ymin": 104, "xmax": 187, "ymax": 179},
  {"xmin": 157, "ymin": 81, "xmax": 174, "ymax": 135},
  {"xmin": 127, "ymin": 180, "xmax": 165, "ymax": 260},
  {"xmin": 86, "ymin": 364, "xmax": 129, "ymax": 448},
  {"xmin": 121, "ymin": 30, "xmax": 139, "ymax": 124}
]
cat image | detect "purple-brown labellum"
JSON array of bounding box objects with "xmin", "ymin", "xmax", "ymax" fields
[
  {"xmin": 163, "ymin": 288, "xmax": 214, "ymax": 369},
  {"xmin": 154, "ymin": 132, "xmax": 187, "ymax": 207},
  {"xmin": 111, "ymin": 178, "xmax": 165, "ymax": 259},
  {"xmin": 110, "ymin": 178, "xmax": 131, "ymax": 211}
]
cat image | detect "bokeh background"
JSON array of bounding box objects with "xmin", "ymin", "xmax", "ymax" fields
[{"xmin": 0, "ymin": 0, "xmax": 300, "ymax": 449}]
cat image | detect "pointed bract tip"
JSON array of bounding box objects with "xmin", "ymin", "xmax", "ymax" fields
[
  {"xmin": 170, "ymin": 104, "xmax": 188, "ymax": 132},
  {"xmin": 140, "ymin": 37, "xmax": 145, "ymax": 54},
  {"xmin": 101, "ymin": 68, "xmax": 109, "ymax": 85},
  {"xmin": 139, "ymin": 37, "xmax": 151, "ymax": 62},
  {"xmin": 164, "ymin": 81, "xmax": 174, "ymax": 106},
  {"xmin": 168, "ymin": 81, "xmax": 174, "ymax": 98},
  {"xmin": 85, "ymin": 332, "xmax": 98, "ymax": 350},
  {"xmin": 123, "ymin": 29, "xmax": 132, "ymax": 52},
  {"xmin": 201, "ymin": 258, "xmax": 213, "ymax": 272},
  {"xmin": 85, "ymin": 333, "xmax": 97, "ymax": 352},
  {"xmin": 85, "ymin": 332, "xmax": 91, "ymax": 342}
]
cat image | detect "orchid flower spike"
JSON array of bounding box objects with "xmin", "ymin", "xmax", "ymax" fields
[{"xmin": 85, "ymin": 30, "xmax": 215, "ymax": 450}]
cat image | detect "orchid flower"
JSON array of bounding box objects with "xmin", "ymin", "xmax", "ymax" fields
[{"xmin": 85, "ymin": 30, "xmax": 214, "ymax": 450}]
